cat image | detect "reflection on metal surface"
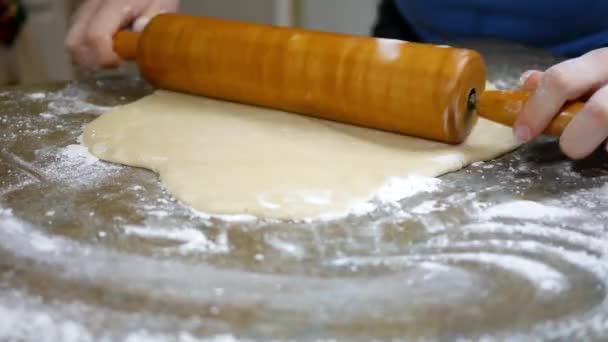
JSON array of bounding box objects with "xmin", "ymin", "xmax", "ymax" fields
[{"xmin": 1, "ymin": 44, "xmax": 608, "ymax": 340}]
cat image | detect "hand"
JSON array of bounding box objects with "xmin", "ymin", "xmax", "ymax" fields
[
  {"xmin": 515, "ymin": 48, "xmax": 608, "ymax": 159},
  {"xmin": 65, "ymin": 0, "xmax": 180, "ymax": 70}
]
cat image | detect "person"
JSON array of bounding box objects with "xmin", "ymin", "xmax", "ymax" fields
[{"xmin": 65, "ymin": 0, "xmax": 608, "ymax": 160}]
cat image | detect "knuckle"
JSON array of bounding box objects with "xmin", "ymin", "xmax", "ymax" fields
[
  {"xmin": 542, "ymin": 66, "xmax": 570, "ymax": 92},
  {"xmin": 85, "ymin": 31, "xmax": 108, "ymax": 49}
]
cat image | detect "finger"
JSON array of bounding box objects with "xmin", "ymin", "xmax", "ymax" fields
[
  {"xmin": 559, "ymin": 84, "xmax": 608, "ymax": 159},
  {"xmin": 519, "ymin": 70, "xmax": 544, "ymax": 91},
  {"xmin": 85, "ymin": 1, "xmax": 145, "ymax": 68},
  {"xmin": 514, "ymin": 48, "xmax": 608, "ymax": 142},
  {"xmin": 65, "ymin": 0, "xmax": 102, "ymax": 66},
  {"xmin": 133, "ymin": 0, "xmax": 179, "ymax": 31}
]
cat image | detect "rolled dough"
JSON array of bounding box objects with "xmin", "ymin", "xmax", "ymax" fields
[{"xmin": 83, "ymin": 89, "xmax": 520, "ymax": 220}]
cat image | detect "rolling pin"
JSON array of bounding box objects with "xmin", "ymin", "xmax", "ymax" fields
[{"xmin": 113, "ymin": 13, "xmax": 585, "ymax": 144}]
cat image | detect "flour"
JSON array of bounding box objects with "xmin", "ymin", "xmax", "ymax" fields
[
  {"xmin": 211, "ymin": 214, "xmax": 259, "ymax": 223},
  {"xmin": 431, "ymin": 153, "xmax": 467, "ymax": 168},
  {"xmin": 15, "ymin": 85, "xmax": 111, "ymax": 117},
  {"xmin": 123, "ymin": 332, "xmax": 244, "ymax": 342},
  {"xmin": 123, "ymin": 225, "xmax": 230, "ymax": 254},
  {"xmin": 0, "ymin": 302, "xmax": 241, "ymax": 342},
  {"xmin": 31, "ymin": 143, "xmax": 119, "ymax": 188},
  {"xmin": 462, "ymin": 222, "xmax": 605, "ymax": 252},
  {"xmin": 0, "ymin": 305, "xmax": 92, "ymax": 342},
  {"xmin": 375, "ymin": 175, "xmax": 441, "ymax": 203},
  {"xmin": 256, "ymin": 187, "xmax": 400, "ymax": 219},
  {"xmin": 29, "ymin": 234, "xmax": 60, "ymax": 253},
  {"xmin": 307, "ymin": 175, "xmax": 442, "ymax": 222},
  {"xmin": 44, "ymin": 84, "xmax": 112, "ymax": 116},
  {"xmin": 60, "ymin": 144, "xmax": 100, "ymax": 166},
  {"xmin": 445, "ymin": 253, "xmax": 569, "ymax": 298},
  {"xmin": 481, "ymin": 200, "xmax": 581, "ymax": 220},
  {"xmin": 265, "ymin": 235, "xmax": 306, "ymax": 258},
  {"xmin": 27, "ymin": 92, "xmax": 46, "ymax": 100},
  {"xmin": 0, "ymin": 210, "xmax": 61, "ymax": 256},
  {"xmin": 411, "ymin": 200, "xmax": 447, "ymax": 215}
]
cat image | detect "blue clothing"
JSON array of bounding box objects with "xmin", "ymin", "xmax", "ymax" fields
[{"xmin": 393, "ymin": 0, "xmax": 608, "ymax": 56}]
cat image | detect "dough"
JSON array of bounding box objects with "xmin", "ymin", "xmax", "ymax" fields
[{"xmin": 83, "ymin": 90, "xmax": 519, "ymax": 219}]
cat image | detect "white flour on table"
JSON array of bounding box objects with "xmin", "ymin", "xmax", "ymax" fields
[
  {"xmin": 39, "ymin": 84, "xmax": 111, "ymax": 117},
  {"xmin": 481, "ymin": 200, "xmax": 582, "ymax": 221}
]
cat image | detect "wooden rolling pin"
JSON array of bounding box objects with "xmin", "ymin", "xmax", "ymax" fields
[{"xmin": 114, "ymin": 13, "xmax": 584, "ymax": 144}]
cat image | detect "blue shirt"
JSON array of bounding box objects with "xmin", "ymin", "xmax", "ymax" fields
[{"xmin": 394, "ymin": 0, "xmax": 608, "ymax": 57}]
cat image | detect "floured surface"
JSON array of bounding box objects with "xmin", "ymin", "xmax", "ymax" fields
[
  {"xmin": 4, "ymin": 41, "xmax": 608, "ymax": 340},
  {"xmin": 2, "ymin": 74, "xmax": 608, "ymax": 341},
  {"xmin": 83, "ymin": 90, "xmax": 519, "ymax": 219}
]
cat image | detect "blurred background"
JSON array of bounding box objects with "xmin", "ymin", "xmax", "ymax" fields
[{"xmin": 1, "ymin": 0, "xmax": 380, "ymax": 86}]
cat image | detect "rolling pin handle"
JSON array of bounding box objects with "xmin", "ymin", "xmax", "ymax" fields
[
  {"xmin": 477, "ymin": 90, "xmax": 585, "ymax": 136},
  {"xmin": 113, "ymin": 31, "xmax": 140, "ymax": 61}
]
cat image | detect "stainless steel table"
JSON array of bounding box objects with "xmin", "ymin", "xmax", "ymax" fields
[{"xmin": 1, "ymin": 41, "xmax": 608, "ymax": 341}]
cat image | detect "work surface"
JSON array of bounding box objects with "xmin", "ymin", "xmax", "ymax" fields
[{"xmin": 2, "ymin": 42, "xmax": 608, "ymax": 341}]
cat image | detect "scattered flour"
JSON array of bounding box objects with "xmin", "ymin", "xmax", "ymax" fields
[
  {"xmin": 29, "ymin": 234, "xmax": 60, "ymax": 253},
  {"xmin": 27, "ymin": 92, "xmax": 46, "ymax": 100},
  {"xmin": 0, "ymin": 305, "xmax": 93, "ymax": 342},
  {"xmin": 123, "ymin": 225, "xmax": 229, "ymax": 254},
  {"xmin": 481, "ymin": 200, "xmax": 581, "ymax": 221},
  {"xmin": 210, "ymin": 214, "xmax": 259, "ymax": 223},
  {"xmin": 20, "ymin": 131, "xmax": 121, "ymax": 189},
  {"xmin": 264, "ymin": 235, "xmax": 306, "ymax": 258},
  {"xmin": 44, "ymin": 84, "xmax": 112, "ymax": 116},
  {"xmin": 122, "ymin": 333, "xmax": 245, "ymax": 342},
  {"xmin": 0, "ymin": 301, "xmax": 242, "ymax": 342},
  {"xmin": 330, "ymin": 250, "xmax": 570, "ymax": 300},
  {"xmin": 310, "ymin": 175, "xmax": 443, "ymax": 222},
  {"xmin": 60, "ymin": 144, "xmax": 100, "ymax": 166},
  {"xmin": 411, "ymin": 200, "xmax": 447, "ymax": 215},
  {"xmin": 374, "ymin": 175, "xmax": 442, "ymax": 203}
]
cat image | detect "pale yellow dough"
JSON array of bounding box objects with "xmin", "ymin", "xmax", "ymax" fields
[{"xmin": 83, "ymin": 88, "xmax": 519, "ymax": 219}]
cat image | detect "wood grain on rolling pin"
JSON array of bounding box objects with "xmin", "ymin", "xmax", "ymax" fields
[
  {"xmin": 478, "ymin": 90, "xmax": 583, "ymax": 136},
  {"xmin": 115, "ymin": 14, "xmax": 486, "ymax": 144}
]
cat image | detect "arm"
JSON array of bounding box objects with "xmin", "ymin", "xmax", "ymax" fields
[
  {"xmin": 515, "ymin": 48, "xmax": 608, "ymax": 159},
  {"xmin": 65, "ymin": 0, "xmax": 180, "ymax": 70}
]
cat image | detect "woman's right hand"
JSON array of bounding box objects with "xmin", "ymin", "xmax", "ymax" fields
[
  {"xmin": 65, "ymin": 0, "xmax": 180, "ymax": 70},
  {"xmin": 516, "ymin": 48, "xmax": 608, "ymax": 159}
]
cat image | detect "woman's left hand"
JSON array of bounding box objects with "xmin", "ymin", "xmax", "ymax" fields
[{"xmin": 515, "ymin": 48, "xmax": 608, "ymax": 159}]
